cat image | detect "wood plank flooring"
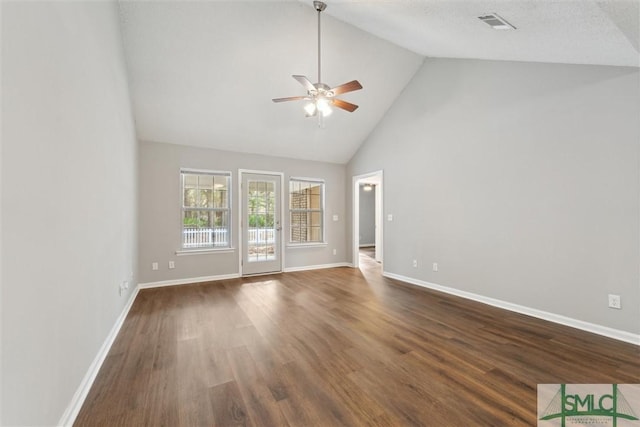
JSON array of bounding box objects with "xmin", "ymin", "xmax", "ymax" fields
[{"xmin": 75, "ymin": 253, "xmax": 639, "ymax": 426}]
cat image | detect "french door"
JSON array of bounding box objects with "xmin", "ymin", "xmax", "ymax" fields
[{"xmin": 241, "ymin": 172, "xmax": 282, "ymax": 275}]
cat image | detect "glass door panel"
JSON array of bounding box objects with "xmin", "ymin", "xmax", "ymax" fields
[{"xmin": 242, "ymin": 172, "xmax": 282, "ymax": 275}]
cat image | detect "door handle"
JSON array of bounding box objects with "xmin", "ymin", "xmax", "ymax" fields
[{"xmin": 276, "ymin": 226, "xmax": 282, "ymax": 231}]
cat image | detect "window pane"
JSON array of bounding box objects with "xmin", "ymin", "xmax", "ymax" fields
[
  {"xmin": 290, "ymin": 212, "xmax": 305, "ymax": 243},
  {"xmin": 199, "ymin": 174, "xmax": 213, "ymax": 188},
  {"xmin": 184, "ymin": 174, "xmax": 198, "ymax": 187},
  {"xmin": 214, "ymin": 175, "xmax": 228, "ymax": 208},
  {"xmin": 266, "ymin": 182, "xmax": 274, "ymax": 193},
  {"xmin": 309, "ymin": 194, "xmax": 320, "ymax": 209},
  {"xmin": 182, "ymin": 210, "xmax": 229, "ymax": 248},
  {"xmin": 308, "ymin": 183, "xmax": 321, "ymax": 209},
  {"xmin": 289, "ymin": 181, "xmax": 299, "ymax": 209},
  {"xmin": 183, "ymin": 210, "xmax": 200, "ymax": 227},
  {"xmin": 181, "ymin": 171, "xmax": 231, "ymax": 249},
  {"xmin": 290, "ymin": 191, "xmax": 300, "ymax": 209},
  {"xmin": 183, "ymin": 174, "xmax": 198, "ymax": 208},
  {"xmin": 184, "ymin": 188, "xmax": 197, "ymax": 208},
  {"xmin": 309, "ymin": 226, "xmax": 322, "ymax": 242},
  {"xmin": 198, "ymin": 175, "xmax": 213, "ymax": 208},
  {"xmin": 288, "ymin": 179, "xmax": 324, "ymax": 244},
  {"xmin": 310, "ymin": 211, "xmax": 322, "ymax": 227},
  {"xmin": 211, "ymin": 211, "xmax": 229, "ymax": 247},
  {"xmin": 200, "ymin": 189, "xmax": 212, "ymax": 208},
  {"xmin": 247, "ymin": 179, "xmax": 276, "ymax": 262},
  {"xmin": 290, "ymin": 211, "xmax": 305, "ymax": 227},
  {"xmin": 183, "ymin": 211, "xmax": 211, "ymax": 228},
  {"xmin": 290, "ymin": 226, "xmax": 303, "ymax": 243}
]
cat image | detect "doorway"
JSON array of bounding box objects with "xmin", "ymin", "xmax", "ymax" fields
[
  {"xmin": 352, "ymin": 170, "xmax": 383, "ymax": 269},
  {"xmin": 240, "ymin": 171, "xmax": 283, "ymax": 275}
]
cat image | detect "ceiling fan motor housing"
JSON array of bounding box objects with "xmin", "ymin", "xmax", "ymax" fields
[{"xmin": 312, "ymin": 82, "xmax": 332, "ymax": 97}]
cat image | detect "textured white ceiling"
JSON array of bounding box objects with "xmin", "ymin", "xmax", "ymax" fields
[
  {"xmin": 324, "ymin": 0, "xmax": 639, "ymax": 67},
  {"xmin": 118, "ymin": 1, "xmax": 639, "ymax": 164}
]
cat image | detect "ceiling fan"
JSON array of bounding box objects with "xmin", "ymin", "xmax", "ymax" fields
[{"xmin": 272, "ymin": 1, "xmax": 363, "ymax": 125}]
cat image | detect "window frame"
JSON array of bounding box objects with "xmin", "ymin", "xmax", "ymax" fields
[
  {"xmin": 179, "ymin": 168, "xmax": 232, "ymax": 252},
  {"xmin": 288, "ymin": 177, "xmax": 326, "ymax": 246}
]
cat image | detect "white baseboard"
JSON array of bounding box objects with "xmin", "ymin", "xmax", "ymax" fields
[
  {"xmin": 58, "ymin": 286, "xmax": 140, "ymax": 427},
  {"xmin": 138, "ymin": 273, "xmax": 241, "ymax": 289},
  {"xmin": 383, "ymin": 271, "xmax": 640, "ymax": 346},
  {"xmin": 284, "ymin": 262, "xmax": 352, "ymax": 273}
]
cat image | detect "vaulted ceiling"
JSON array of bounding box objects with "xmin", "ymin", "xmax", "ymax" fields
[{"xmin": 118, "ymin": 0, "xmax": 639, "ymax": 164}]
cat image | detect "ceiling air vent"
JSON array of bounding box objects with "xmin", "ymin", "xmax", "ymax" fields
[{"xmin": 478, "ymin": 13, "xmax": 516, "ymax": 30}]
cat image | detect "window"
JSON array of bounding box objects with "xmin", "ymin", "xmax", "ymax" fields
[
  {"xmin": 289, "ymin": 178, "xmax": 324, "ymax": 243},
  {"xmin": 181, "ymin": 170, "xmax": 231, "ymax": 249}
]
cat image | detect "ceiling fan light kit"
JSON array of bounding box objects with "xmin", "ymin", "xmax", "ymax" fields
[{"xmin": 272, "ymin": 1, "xmax": 363, "ymax": 127}]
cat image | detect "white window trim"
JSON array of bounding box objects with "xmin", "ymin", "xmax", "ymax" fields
[
  {"xmin": 286, "ymin": 242, "xmax": 328, "ymax": 248},
  {"xmin": 288, "ymin": 177, "xmax": 326, "ymax": 245},
  {"xmin": 180, "ymin": 168, "xmax": 233, "ymax": 251},
  {"xmin": 175, "ymin": 248, "xmax": 235, "ymax": 256}
]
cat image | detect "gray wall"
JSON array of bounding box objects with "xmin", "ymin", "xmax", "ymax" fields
[
  {"xmin": 1, "ymin": 2, "xmax": 138, "ymax": 425},
  {"xmin": 139, "ymin": 141, "xmax": 347, "ymax": 284},
  {"xmin": 359, "ymin": 185, "xmax": 375, "ymax": 246},
  {"xmin": 347, "ymin": 58, "xmax": 640, "ymax": 334}
]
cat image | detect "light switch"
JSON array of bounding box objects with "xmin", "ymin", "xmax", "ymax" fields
[
  {"xmin": 333, "ymin": 214, "xmax": 339, "ymax": 221},
  {"xmin": 387, "ymin": 214, "xmax": 393, "ymax": 221}
]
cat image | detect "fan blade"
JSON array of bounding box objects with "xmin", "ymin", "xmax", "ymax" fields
[
  {"xmin": 332, "ymin": 98, "xmax": 359, "ymax": 112},
  {"xmin": 272, "ymin": 96, "xmax": 309, "ymax": 103},
  {"xmin": 330, "ymin": 80, "xmax": 362, "ymax": 96},
  {"xmin": 292, "ymin": 75, "xmax": 316, "ymax": 92}
]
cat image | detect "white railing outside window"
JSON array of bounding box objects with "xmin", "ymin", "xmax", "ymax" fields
[
  {"xmin": 183, "ymin": 227, "xmax": 229, "ymax": 248},
  {"xmin": 247, "ymin": 228, "xmax": 275, "ymax": 244},
  {"xmin": 183, "ymin": 228, "xmax": 274, "ymax": 248}
]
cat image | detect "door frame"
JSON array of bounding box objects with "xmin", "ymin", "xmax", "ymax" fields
[
  {"xmin": 238, "ymin": 169, "xmax": 285, "ymax": 276},
  {"xmin": 352, "ymin": 170, "xmax": 384, "ymax": 269}
]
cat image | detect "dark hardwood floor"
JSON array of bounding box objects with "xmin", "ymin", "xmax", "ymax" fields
[{"xmin": 75, "ymin": 253, "xmax": 639, "ymax": 426}]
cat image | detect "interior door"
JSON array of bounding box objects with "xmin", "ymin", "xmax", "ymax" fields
[{"xmin": 241, "ymin": 172, "xmax": 282, "ymax": 275}]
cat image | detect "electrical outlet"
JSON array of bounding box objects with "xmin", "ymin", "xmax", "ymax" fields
[
  {"xmin": 119, "ymin": 281, "xmax": 127, "ymax": 296},
  {"xmin": 333, "ymin": 249, "xmax": 337, "ymax": 255},
  {"xmin": 433, "ymin": 263, "xmax": 438, "ymax": 272},
  {"xmin": 412, "ymin": 259, "xmax": 418, "ymax": 268},
  {"xmin": 169, "ymin": 261, "xmax": 175, "ymax": 269},
  {"xmin": 608, "ymin": 294, "xmax": 621, "ymax": 309},
  {"xmin": 152, "ymin": 262, "xmax": 158, "ymax": 271}
]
